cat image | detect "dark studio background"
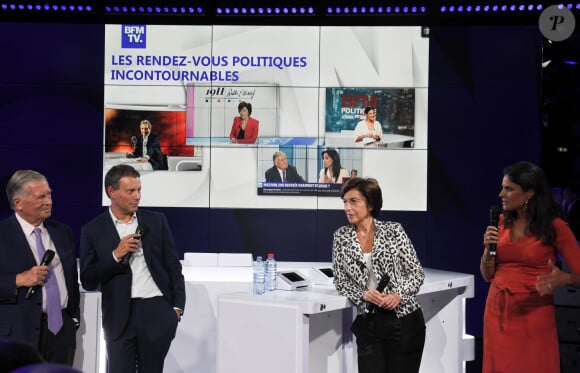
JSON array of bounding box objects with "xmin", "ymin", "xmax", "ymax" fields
[{"xmin": 1, "ymin": 3, "xmax": 578, "ymax": 370}]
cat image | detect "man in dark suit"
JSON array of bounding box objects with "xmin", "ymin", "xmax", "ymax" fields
[
  {"xmin": 264, "ymin": 150, "xmax": 305, "ymax": 183},
  {"xmin": 126, "ymin": 120, "xmax": 166, "ymax": 170},
  {"xmin": 0, "ymin": 170, "xmax": 80, "ymax": 365},
  {"xmin": 80, "ymin": 164, "xmax": 185, "ymax": 373}
]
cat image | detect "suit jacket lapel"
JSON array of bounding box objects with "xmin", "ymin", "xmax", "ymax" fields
[
  {"xmin": 44, "ymin": 222, "xmax": 66, "ymax": 259},
  {"xmin": 9, "ymin": 216, "xmax": 37, "ymax": 267},
  {"xmin": 135, "ymin": 212, "xmax": 152, "ymax": 264}
]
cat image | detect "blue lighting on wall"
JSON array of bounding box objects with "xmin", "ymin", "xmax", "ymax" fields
[
  {"xmin": 0, "ymin": 3, "xmax": 92, "ymax": 12},
  {"xmin": 0, "ymin": 1, "xmax": 578, "ymax": 21},
  {"xmin": 216, "ymin": 6, "xmax": 314, "ymax": 15},
  {"xmin": 440, "ymin": 3, "xmax": 546, "ymax": 13},
  {"xmin": 104, "ymin": 5, "xmax": 202, "ymax": 15},
  {"xmin": 326, "ymin": 4, "xmax": 427, "ymax": 14}
]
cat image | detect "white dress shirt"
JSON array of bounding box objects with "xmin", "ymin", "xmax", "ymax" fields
[
  {"xmin": 108, "ymin": 209, "xmax": 162, "ymax": 299},
  {"xmin": 142, "ymin": 135, "xmax": 149, "ymax": 159}
]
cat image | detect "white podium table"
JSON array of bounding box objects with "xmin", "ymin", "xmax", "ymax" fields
[
  {"xmin": 217, "ymin": 288, "xmax": 353, "ymax": 373},
  {"xmin": 76, "ymin": 263, "xmax": 474, "ymax": 373},
  {"xmin": 216, "ymin": 266, "xmax": 474, "ymax": 373},
  {"xmin": 73, "ymin": 291, "xmax": 103, "ymax": 373}
]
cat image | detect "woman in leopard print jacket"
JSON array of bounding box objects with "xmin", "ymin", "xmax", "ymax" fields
[{"xmin": 332, "ymin": 177, "xmax": 426, "ymax": 373}]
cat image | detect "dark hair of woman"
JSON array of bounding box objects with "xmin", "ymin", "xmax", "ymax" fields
[
  {"xmin": 502, "ymin": 161, "xmax": 561, "ymax": 246},
  {"xmin": 238, "ymin": 101, "xmax": 252, "ymax": 115},
  {"xmin": 322, "ymin": 149, "xmax": 343, "ymax": 183},
  {"xmin": 340, "ymin": 177, "xmax": 383, "ymax": 218},
  {"xmin": 363, "ymin": 106, "xmax": 375, "ymax": 115}
]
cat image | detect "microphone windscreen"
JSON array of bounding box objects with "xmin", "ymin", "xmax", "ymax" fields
[
  {"xmin": 490, "ymin": 205, "xmax": 501, "ymax": 227},
  {"xmin": 40, "ymin": 250, "xmax": 55, "ymax": 266}
]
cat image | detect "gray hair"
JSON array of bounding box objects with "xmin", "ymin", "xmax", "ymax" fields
[
  {"xmin": 272, "ymin": 151, "xmax": 285, "ymax": 164},
  {"xmin": 140, "ymin": 120, "xmax": 152, "ymax": 129},
  {"xmin": 6, "ymin": 170, "xmax": 47, "ymax": 210}
]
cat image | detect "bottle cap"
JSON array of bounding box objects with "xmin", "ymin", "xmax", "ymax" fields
[{"xmin": 268, "ymin": 253, "xmax": 274, "ymax": 258}]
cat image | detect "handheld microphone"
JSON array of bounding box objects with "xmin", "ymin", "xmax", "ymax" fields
[
  {"xmin": 25, "ymin": 250, "xmax": 56, "ymax": 300},
  {"xmin": 121, "ymin": 223, "xmax": 147, "ymax": 265},
  {"xmin": 489, "ymin": 205, "xmax": 501, "ymax": 257},
  {"xmin": 363, "ymin": 273, "xmax": 391, "ymax": 317},
  {"xmin": 130, "ymin": 136, "xmax": 137, "ymax": 153}
]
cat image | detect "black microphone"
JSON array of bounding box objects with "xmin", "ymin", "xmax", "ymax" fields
[
  {"xmin": 489, "ymin": 205, "xmax": 501, "ymax": 257},
  {"xmin": 25, "ymin": 250, "xmax": 56, "ymax": 300},
  {"xmin": 130, "ymin": 136, "xmax": 137, "ymax": 153},
  {"xmin": 363, "ymin": 273, "xmax": 390, "ymax": 317},
  {"xmin": 121, "ymin": 223, "xmax": 147, "ymax": 266}
]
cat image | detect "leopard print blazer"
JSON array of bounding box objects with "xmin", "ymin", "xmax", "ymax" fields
[{"xmin": 332, "ymin": 219, "xmax": 424, "ymax": 318}]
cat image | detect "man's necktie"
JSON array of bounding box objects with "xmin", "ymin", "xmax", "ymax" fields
[
  {"xmin": 33, "ymin": 228, "xmax": 63, "ymax": 334},
  {"xmin": 283, "ymin": 170, "xmax": 287, "ymax": 182}
]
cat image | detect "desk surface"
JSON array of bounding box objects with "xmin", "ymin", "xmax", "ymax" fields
[
  {"xmin": 182, "ymin": 261, "xmax": 474, "ymax": 298},
  {"xmin": 219, "ymin": 286, "xmax": 351, "ymax": 314},
  {"xmin": 324, "ymin": 132, "xmax": 414, "ymax": 148},
  {"xmin": 79, "ymin": 261, "xmax": 474, "ymax": 373},
  {"xmin": 185, "ymin": 137, "xmax": 320, "ymax": 146},
  {"xmin": 103, "ymin": 153, "xmax": 153, "ymax": 171},
  {"xmin": 214, "ymin": 263, "xmax": 475, "ymax": 373}
]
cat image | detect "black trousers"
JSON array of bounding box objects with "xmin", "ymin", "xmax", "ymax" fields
[
  {"xmin": 37, "ymin": 310, "xmax": 77, "ymax": 365},
  {"xmin": 105, "ymin": 296, "xmax": 178, "ymax": 373},
  {"xmin": 351, "ymin": 308, "xmax": 426, "ymax": 373}
]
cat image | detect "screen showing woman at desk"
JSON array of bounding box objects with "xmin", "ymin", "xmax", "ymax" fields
[
  {"xmin": 354, "ymin": 106, "xmax": 383, "ymax": 145},
  {"xmin": 319, "ymin": 148, "xmax": 348, "ymax": 184},
  {"xmin": 229, "ymin": 101, "xmax": 259, "ymax": 144}
]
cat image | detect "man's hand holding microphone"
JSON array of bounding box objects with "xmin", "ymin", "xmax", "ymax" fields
[{"xmin": 114, "ymin": 224, "xmax": 146, "ymax": 265}]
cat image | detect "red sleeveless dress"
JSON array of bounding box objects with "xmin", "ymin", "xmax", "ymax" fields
[{"xmin": 483, "ymin": 218, "xmax": 580, "ymax": 373}]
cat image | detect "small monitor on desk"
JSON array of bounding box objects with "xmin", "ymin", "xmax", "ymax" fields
[
  {"xmin": 310, "ymin": 267, "xmax": 334, "ymax": 286},
  {"xmin": 318, "ymin": 267, "xmax": 333, "ymax": 277},
  {"xmin": 277, "ymin": 270, "xmax": 311, "ymax": 291}
]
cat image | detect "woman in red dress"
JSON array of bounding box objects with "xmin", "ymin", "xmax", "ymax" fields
[{"xmin": 481, "ymin": 161, "xmax": 580, "ymax": 372}]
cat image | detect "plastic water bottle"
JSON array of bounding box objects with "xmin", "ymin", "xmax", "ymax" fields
[
  {"xmin": 265, "ymin": 253, "xmax": 277, "ymax": 291},
  {"xmin": 253, "ymin": 256, "xmax": 265, "ymax": 295}
]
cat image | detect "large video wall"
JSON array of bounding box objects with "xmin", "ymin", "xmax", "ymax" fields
[{"xmin": 103, "ymin": 25, "xmax": 429, "ymax": 211}]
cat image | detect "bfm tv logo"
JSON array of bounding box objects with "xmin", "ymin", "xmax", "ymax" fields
[{"xmin": 121, "ymin": 24, "xmax": 146, "ymax": 48}]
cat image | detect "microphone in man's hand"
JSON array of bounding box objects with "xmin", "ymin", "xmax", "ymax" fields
[
  {"xmin": 363, "ymin": 273, "xmax": 391, "ymax": 317},
  {"xmin": 25, "ymin": 250, "xmax": 55, "ymax": 300},
  {"xmin": 121, "ymin": 223, "xmax": 147, "ymax": 265},
  {"xmin": 489, "ymin": 205, "xmax": 501, "ymax": 257},
  {"xmin": 130, "ymin": 136, "xmax": 137, "ymax": 151}
]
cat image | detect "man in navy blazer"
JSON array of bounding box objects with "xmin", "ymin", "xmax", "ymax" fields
[
  {"xmin": 126, "ymin": 120, "xmax": 166, "ymax": 170},
  {"xmin": 80, "ymin": 164, "xmax": 185, "ymax": 373},
  {"xmin": 0, "ymin": 170, "xmax": 80, "ymax": 365},
  {"xmin": 264, "ymin": 150, "xmax": 305, "ymax": 183}
]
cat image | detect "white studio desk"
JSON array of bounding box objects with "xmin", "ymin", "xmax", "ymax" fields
[
  {"xmin": 324, "ymin": 131, "xmax": 414, "ymax": 148},
  {"xmin": 73, "ymin": 262, "xmax": 474, "ymax": 373},
  {"xmin": 216, "ymin": 265, "xmax": 474, "ymax": 373},
  {"xmin": 103, "ymin": 152, "xmax": 153, "ymax": 171}
]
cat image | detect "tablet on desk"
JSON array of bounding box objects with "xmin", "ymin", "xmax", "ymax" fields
[{"xmin": 277, "ymin": 270, "xmax": 311, "ymax": 290}]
